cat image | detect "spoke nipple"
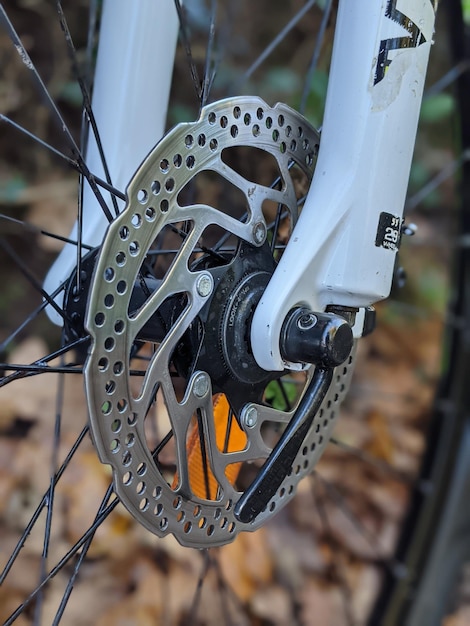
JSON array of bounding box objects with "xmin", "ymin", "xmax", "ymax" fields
[
  {"xmin": 242, "ymin": 405, "xmax": 258, "ymax": 429},
  {"xmin": 193, "ymin": 372, "xmax": 210, "ymax": 398},
  {"xmin": 252, "ymin": 221, "xmax": 267, "ymax": 246},
  {"xmin": 196, "ymin": 273, "xmax": 213, "ymax": 298}
]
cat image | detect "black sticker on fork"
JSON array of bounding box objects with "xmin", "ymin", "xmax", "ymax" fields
[
  {"xmin": 375, "ymin": 212, "xmax": 402, "ymax": 251},
  {"xmin": 374, "ymin": 0, "xmax": 437, "ymax": 85}
]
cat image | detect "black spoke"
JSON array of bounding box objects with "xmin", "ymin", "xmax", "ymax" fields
[
  {"xmin": 329, "ymin": 437, "xmax": 414, "ymax": 483},
  {"xmin": 405, "ymin": 153, "xmax": 467, "ymax": 211},
  {"xmin": 0, "ymin": 426, "xmax": 89, "ymax": 584},
  {"xmin": 0, "ymin": 115, "xmax": 125, "ymax": 201},
  {"xmin": 312, "ymin": 474, "xmax": 367, "ymax": 626},
  {"xmin": 0, "ymin": 7, "xmax": 115, "ymax": 223},
  {"xmin": 52, "ymin": 486, "xmax": 114, "ymax": 625},
  {"xmin": 33, "ymin": 367, "xmax": 65, "ymax": 624},
  {"xmin": 213, "ymin": 550, "xmax": 247, "ymax": 624},
  {"xmin": 196, "ymin": 408, "xmax": 212, "ymax": 500},
  {"xmin": 0, "ymin": 114, "xmax": 77, "ymax": 168},
  {"xmin": 314, "ymin": 471, "xmax": 398, "ymax": 564},
  {"xmin": 1, "ymin": 2, "xmax": 459, "ymax": 623},
  {"xmin": 174, "ymin": 0, "xmax": 203, "ymax": 102},
  {"xmin": 277, "ymin": 379, "xmax": 294, "ymax": 411},
  {"xmin": 237, "ymin": 0, "xmax": 317, "ymax": 87},
  {"xmin": 0, "ymin": 237, "xmax": 70, "ymax": 323},
  {"xmin": 55, "ymin": 0, "xmax": 119, "ymax": 218},
  {"xmin": 201, "ymin": 0, "xmax": 218, "ymax": 109},
  {"xmin": 0, "ymin": 337, "xmax": 89, "ymax": 388},
  {"xmin": 84, "ymin": 0, "xmax": 99, "ymax": 88},
  {"xmin": 0, "ymin": 213, "xmax": 93, "ymax": 250},
  {"xmin": 300, "ymin": 0, "xmax": 333, "ymax": 115},
  {"xmin": 270, "ymin": 203, "xmax": 285, "ymax": 253},
  {"xmin": 4, "ymin": 486, "xmax": 119, "ymax": 625},
  {"xmin": 0, "ymin": 280, "xmax": 68, "ymax": 354},
  {"xmin": 424, "ymin": 59, "xmax": 470, "ymax": 98},
  {"xmin": 0, "ymin": 363, "xmax": 83, "ymax": 375},
  {"xmin": 186, "ymin": 550, "xmax": 211, "ymax": 624},
  {"xmin": 222, "ymin": 407, "xmax": 235, "ymax": 454},
  {"xmin": 152, "ymin": 429, "xmax": 175, "ymax": 461}
]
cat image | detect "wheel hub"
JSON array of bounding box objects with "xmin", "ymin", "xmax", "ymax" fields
[
  {"xmin": 187, "ymin": 240, "xmax": 279, "ymax": 413},
  {"xmin": 83, "ymin": 96, "xmax": 355, "ymax": 548}
]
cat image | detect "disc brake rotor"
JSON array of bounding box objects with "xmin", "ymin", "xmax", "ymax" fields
[{"xmin": 84, "ymin": 96, "xmax": 356, "ymax": 548}]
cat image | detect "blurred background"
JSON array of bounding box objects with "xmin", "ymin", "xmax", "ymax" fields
[{"xmin": 0, "ymin": 1, "xmax": 469, "ymax": 624}]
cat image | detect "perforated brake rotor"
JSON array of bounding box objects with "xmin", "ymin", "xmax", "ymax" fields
[{"xmin": 84, "ymin": 96, "xmax": 356, "ymax": 548}]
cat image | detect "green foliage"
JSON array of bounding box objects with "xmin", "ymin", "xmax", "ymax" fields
[
  {"xmin": 261, "ymin": 67, "xmax": 301, "ymax": 95},
  {"xmin": 299, "ymin": 69, "xmax": 329, "ymax": 128},
  {"xmin": 0, "ymin": 175, "xmax": 27, "ymax": 203},
  {"xmin": 463, "ymin": 0, "xmax": 470, "ymax": 24},
  {"xmin": 420, "ymin": 93, "xmax": 455, "ymax": 124},
  {"xmin": 265, "ymin": 379, "xmax": 298, "ymax": 411},
  {"xmin": 408, "ymin": 161, "xmax": 440, "ymax": 207},
  {"xmin": 168, "ymin": 103, "xmax": 197, "ymax": 126},
  {"xmin": 57, "ymin": 81, "xmax": 83, "ymax": 106},
  {"xmin": 417, "ymin": 266, "xmax": 448, "ymax": 313}
]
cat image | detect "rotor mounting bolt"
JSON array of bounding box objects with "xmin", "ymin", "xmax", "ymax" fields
[
  {"xmin": 196, "ymin": 273, "xmax": 213, "ymax": 298},
  {"xmin": 252, "ymin": 221, "xmax": 267, "ymax": 246},
  {"xmin": 193, "ymin": 372, "xmax": 210, "ymax": 398},
  {"xmin": 242, "ymin": 405, "xmax": 258, "ymax": 429}
]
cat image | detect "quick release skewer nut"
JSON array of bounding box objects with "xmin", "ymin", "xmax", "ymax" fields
[{"xmin": 280, "ymin": 307, "xmax": 354, "ymax": 368}]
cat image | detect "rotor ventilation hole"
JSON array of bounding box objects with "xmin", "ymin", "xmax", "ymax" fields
[
  {"xmin": 145, "ymin": 207, "xmax": 156, "ymax": 221},
  {"xmin": 115, "ymin": 252, "xmax": 126, "ymax": 267},
  {"xmin": 137, "ymin": 189, "xmax": 148, "ymax": 204},
  {"xmin": 111, "ymin": 419, "xmax": 121, "ymax": 433},
  {"xmin": 104, "ymin": 337, "xmax": 115, "ymax": 351},
  {"xmin": 85, "ymin": 97, "xmax": 326, "ymax": 546}
]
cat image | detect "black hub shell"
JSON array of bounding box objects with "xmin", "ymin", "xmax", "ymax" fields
[{"xmin": 177, "ymin": 241, "xmax": 281, "ymax": 414}]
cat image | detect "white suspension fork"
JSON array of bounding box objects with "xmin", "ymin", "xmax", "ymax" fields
[
  {"xmin": 251, "ymin": 0, "xmax": 438, "ymax": 372},
  {"xmin": 44, "ymin": 0, "xmax": 179, "ymax": 323}
]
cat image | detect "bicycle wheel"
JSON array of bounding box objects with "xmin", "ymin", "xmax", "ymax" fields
[
  {"xmin": 370, "ymin": 1, "xmax": 470, "ymax": 624},
  {"xmin": 0, "ymin": 1, "xmax": 468, "ymax": 625}
]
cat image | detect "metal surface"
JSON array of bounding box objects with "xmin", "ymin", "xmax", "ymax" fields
[{"xmin": 84, "ymin": 96, "xmax": 356, "ymax": 547}]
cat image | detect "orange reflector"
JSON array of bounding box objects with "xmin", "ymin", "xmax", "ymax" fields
[{"xmin": 174, "ymin": 394, "xmax": 247, "ymax": 500}]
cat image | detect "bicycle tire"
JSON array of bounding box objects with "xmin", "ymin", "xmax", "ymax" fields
[{"xmin": 370, "ymin": 1, "xmax": 470, "ymax": 624}]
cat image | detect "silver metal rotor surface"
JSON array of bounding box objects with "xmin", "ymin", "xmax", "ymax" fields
[{"xmin": 84, "ymin": 96, "xmax": 356, "ymax": 548}]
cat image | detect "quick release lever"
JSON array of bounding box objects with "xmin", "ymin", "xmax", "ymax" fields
[{"xmin": 234, "ymin": 309, "xmax": 353, "ymax": 524}]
